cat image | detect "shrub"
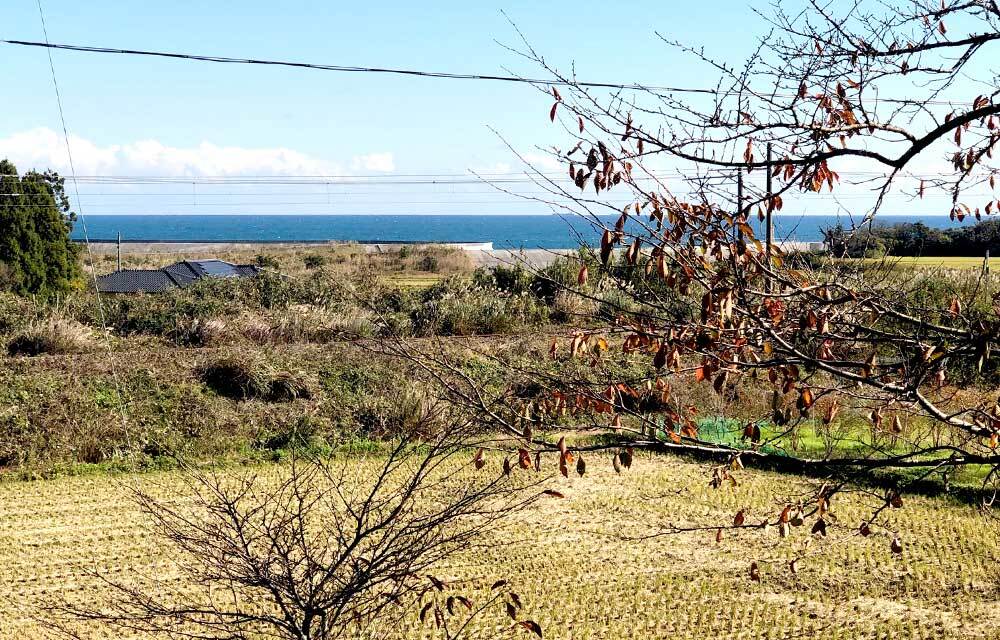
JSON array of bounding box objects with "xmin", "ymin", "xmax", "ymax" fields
[
  {"xmin": 551, "ymin": 289, "xmax": 598, "ymax": 323},
  {"xmin": 302, "ymin": 253, "xmax": 327, "ymax": 270},
  {"xmin": 198, "ymin": 354, "xmax": 310, "ymax": 402},
  {"xmin": 381, "ymin": 245, "xmax": 472, "ymax": 274},
  {"xmin": 92, "ymin": 284, "xmax": 231, "ymax": 339},
  {"xmin": 473, "ymin": 264, "xmax": 534, "ymax": 295},
  {"xmin": 326, "ymin": 307, "xmax": 376, "ymax": 339},
  {"xmin": 352, "ymin": 387, "xmax": 438, "ymax": 438},
  {"xmin": 375, "ymin": 311, "xmax": 413, "ymax": 337},
  {"xmin": 268, "ymin": 371, "xmax": 312, "ymax": 402},
  {"xmin": 530, "ymin": 255, "xmax": 585, "ymax": 303},
  {"xmin": 173, "ymin": 317, "xmax": 229, "ymax": 347},
  {"xmin": 253, "ymin": 271, "xmax": 294, "ymax": 309},
  {"xmin": 256, "ymin": 414, "xmax": 326, "ymax": 452},
  {"xmin": 234, "ymin": 307, "xmax": 355, "ymax": 345},
  {"xmin": 7, "ymin": 317, "xmax": 95, "ymax": 356},
  {"xmin": 411, "ymin": 277, "xmax": 548, "ymax": 336},
  {"xmin": 418, "ymin": 255, "xmax": 440, "ymax": 272},
  {"xmin": 237, "ymin": 315, "xmax": 277, "ymax": 344},
  {"xmin": 317, "ymin": 361, "xmax": 435, "ymax": 437},
  {"xmin": 199, "ymin": 355, "xmax": 272, "ymax": 400},
  {"xmin": 0, "ymin": 292, "xmax": 41, "ymax": 335},
  {"xmin": 254, "ymin": 254, "xmax": 280, "ymax": 269}
]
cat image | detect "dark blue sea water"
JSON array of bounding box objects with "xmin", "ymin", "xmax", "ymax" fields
[{"xmin": 71, "ymin": 214, "xmax": 979, "ymax": 249}]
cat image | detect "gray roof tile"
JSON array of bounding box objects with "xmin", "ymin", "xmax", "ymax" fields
[
  {"xmin": 97, "ymin": 259, "xmax": 262, "ymax": 293},
  {"xmin": 95, "ymin": 270, "xmax": 177, "ymax": 293}
]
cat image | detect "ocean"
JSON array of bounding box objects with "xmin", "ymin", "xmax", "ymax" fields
[{"xmin": 71, "ymin": 214, "xmax": 979, "ymax": 249}]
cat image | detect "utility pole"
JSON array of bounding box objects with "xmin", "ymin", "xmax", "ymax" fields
[
  {"xmin": 985, "ymin": 249, "xmax": 991, "ymax": 300},
  {"xmin": 765, "ymin": 143, "xmax": 774, "ymax": 268},
  {"xmin": 736, "ymin": 169, "xmax": 744, "ymax": 243},
  {"xmin": 117, "ymin": 231, "xmax": 122, "ymax": 271}
]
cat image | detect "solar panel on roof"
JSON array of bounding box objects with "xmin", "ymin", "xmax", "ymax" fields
[{"xmin": 193, "ymin": 260, "xmax": 239, "ymax": 277}]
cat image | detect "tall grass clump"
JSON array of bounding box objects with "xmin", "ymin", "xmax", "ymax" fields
[
  {"xmin": 0, "ymin": 292, "xmax": 43, "ymax": 336},
  {"xmin": 7, "ymin": 317, "xmax": 95, "ymax": 357},
  {"xmin": 198, "ymin": 353, "xmax": 310, "ymax": 402},
  {"xmin": 410, "ymin": 276, "xmax": 549, "ymax": 336}
]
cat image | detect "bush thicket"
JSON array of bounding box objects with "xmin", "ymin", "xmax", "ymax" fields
[
  {"xmin": 0, "ymin": 160, "xmax": 82, "ymax": 296},
  {"xmin": 823, "ymin": 219, "xmax": 1000, "ymax": 258}
]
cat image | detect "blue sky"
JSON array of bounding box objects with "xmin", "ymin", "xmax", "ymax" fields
[
  {"xmin": 3, "ymin": 2, "xmax": 757, "ymax": 172},
  {"xmin": 0, "ymin": 1, "xmax": 987, "ymax": 220}
]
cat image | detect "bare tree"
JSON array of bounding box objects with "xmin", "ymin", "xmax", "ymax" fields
[
  {"xmin": 54, "ymin": 408, "xmax": 544, "ymax": 640},
  {"xmin": 398, "ymin": 0, "xmax": 1000, "ymax": 547}
]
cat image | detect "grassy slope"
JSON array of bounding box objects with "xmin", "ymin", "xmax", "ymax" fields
[
  {"xmin": 2, "ymin": 457, "xmax": 998, "ymax": 639},
  {"xmin": 3, "ymin": 246, "xmax": 998, "ymax": 637}
]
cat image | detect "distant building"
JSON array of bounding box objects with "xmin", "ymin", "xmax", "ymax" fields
[{"xmin": 96, "ymin": 259, "xmax": 262, "ymax": 293}]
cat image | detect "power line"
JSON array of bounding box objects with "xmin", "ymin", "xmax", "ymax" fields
[
  {"xmin": 0, "ymin": 170, "xmax": 946, "ymax": 179},
  {"xmin": 0, "ymin": 190, "xmax": 988, "ymax": 203},
  {"xmin": 0, "ymin": 39, "xmax": 716, "ymax": 94},
  {"xmin": 1, "ymin": 39, "xmax": 978, "ymax": 106},
  {"xmin": 0, "ymin": 169, "xmax": 977, "ymax": 186},
  {"xmin": 32, "ymin": 0, "xmax": 132, "ymax": 446}
]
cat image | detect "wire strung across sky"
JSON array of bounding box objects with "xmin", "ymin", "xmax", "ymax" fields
[
  {"xmin": 2, "ymin": 33, "xmax": 986, "ymax": 222},
  {"xmin": 0, "ymin": 169, "xmax": 973, "ymax": 185},
  {"xmin": 0, "ymin": 38, "xmax": 979, "ymax": 107},
  {"xmin": 0, "ymin": 39, "xmax": 718, "ymax": 93},
  {"xmin": 0, "ymin": 166, "xmax": 990, "ymax": 213}
]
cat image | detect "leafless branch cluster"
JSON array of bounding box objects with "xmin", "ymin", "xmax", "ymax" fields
[
  {"xmin": 519, "ymin": 0, "xmax": 1000, "ymax": 220},
  {"xmin": 54, "ymin": 419, "xmax": 543, "ymax": 640}
]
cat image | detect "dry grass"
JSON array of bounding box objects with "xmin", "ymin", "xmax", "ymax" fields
[
  {"xmin": 198, "ymin": 352, "xmax": 309, "ymax": 402},
  {"xmin": 88, "ymin": 242, "xmax": 473, "ymax": 283},
  {"xmin": 1, "ymin": 456, "xmax": 997, "ymax": 639},
  {"xmin": 179, "ymin": 306, "xmax": 372, "ymax": 346},
  {"xmin": 6, "ymin": 317, "xmax": 96, "ymax": 357},
  {"xmin": 849, "ymin": 255, "xmax": 1000, "ymax": 270},
  {"xmin": 551, "ymin": 289, "xmax": 599, "ymax": 322}
]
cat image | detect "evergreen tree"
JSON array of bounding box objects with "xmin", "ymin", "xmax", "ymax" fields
[{"xmin": 0, "ymin": 159, "xmax": 81, "ymax": 296}]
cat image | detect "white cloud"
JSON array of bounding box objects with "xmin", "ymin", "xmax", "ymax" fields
[
  {"xmin": 0, "ymin": 127, "xmax": 395, "ymax": 177},
  {"xmin": 521, "ymin": 151, "xmax": 563, "ymax": 174},
  {"xmin": 350, "ymin": 152, "xmax": 395, "ymax": 173}
]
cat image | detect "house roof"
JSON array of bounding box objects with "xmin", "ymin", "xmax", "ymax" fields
[
  {"xmin": 96, "ymin": 259, "xmax": 262, "ymax": 293},
  {"xmin": 95, "ymin": 269, "xmax": 180, "ymax": 293}
]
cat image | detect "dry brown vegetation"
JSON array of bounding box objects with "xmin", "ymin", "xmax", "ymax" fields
[
  {"xmin": 7, "ymin": 0, "xmax": 1000, "ymax": 635},
  {"xmin": 87, "ymin": 242, "xmax": 474, "ymax": 282},
  {"xmin": 0, "ymin": 243, "xmax": 562, "ymax": 474},
  {"xmin": 2, "ymin": 455, "xmax": 998, "ymax": 639},
  {"xmin": 7, "ymin": 317, "xmax": 95, "ymax": 357},
  {"xmin": 0, "ymin": 238, "xmax": 997, "ymax": 639}
]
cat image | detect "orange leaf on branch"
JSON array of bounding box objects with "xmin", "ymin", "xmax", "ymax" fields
[{"xmin": 518, "ymin": 620, "xmax": 543, "ymax": 638}]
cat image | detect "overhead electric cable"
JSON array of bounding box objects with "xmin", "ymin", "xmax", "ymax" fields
[
  {"xmin": 0, "ymin": 39, "xmax": 716, "ymax": 93},
  {"xmin": 1, "ymin": 38, "xmax": 979, "ymax": 106},
  {"xmin": 32, "ymin": 1, "xmax": 132, "ymax": 443},
  {"xmin": 0, "ymin": 169, "xmax": 975, "ymax": 186}
]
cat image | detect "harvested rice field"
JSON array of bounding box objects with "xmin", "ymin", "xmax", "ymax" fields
[{"xmin": 2, "ymin": 454, "xmax": 998, "ymax": 639}]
